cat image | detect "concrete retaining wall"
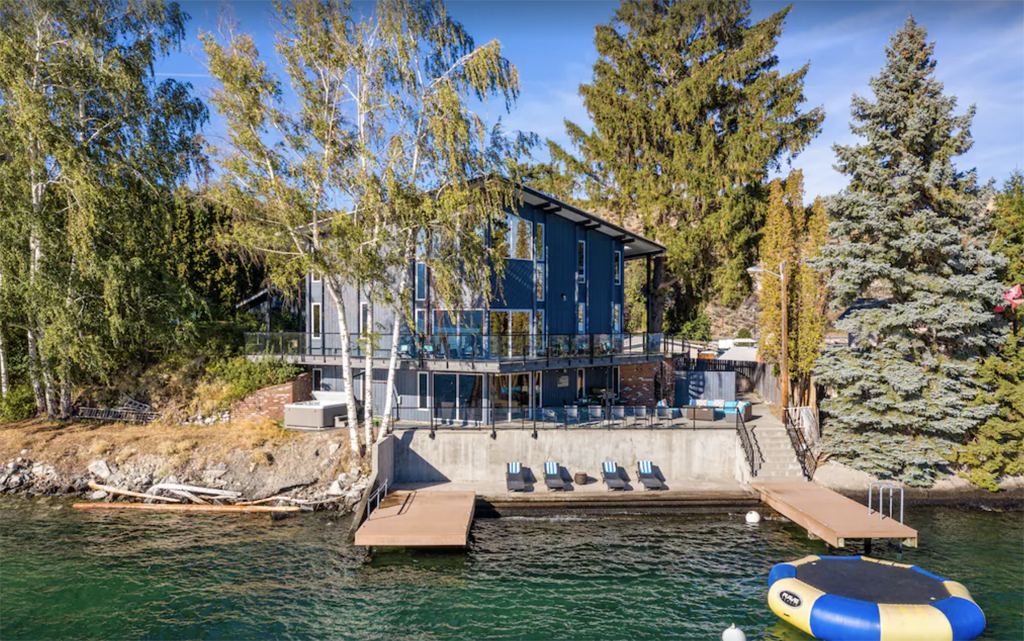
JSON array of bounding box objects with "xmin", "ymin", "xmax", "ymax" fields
[
  {"xmin": 391, "ymin": 428, "xmax": 749, "ymax": 485},
  {"xmin": 373, "ymin": 434, "xmax": 396, "ymax": 488}
]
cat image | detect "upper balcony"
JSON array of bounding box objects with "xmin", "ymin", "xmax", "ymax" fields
[{"xmin": 244, "ymin": 332, "xmax": 678, "ymax": 371}]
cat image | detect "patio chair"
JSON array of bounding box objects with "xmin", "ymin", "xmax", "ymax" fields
[
  {"xmin": 506, "ymin": 462, "xmax": 527, "ymax": 492},
  {"xmin": 632, "ymin": 406, "xmax": 648, "ymax": 427},
  {"xmin": 544, "ymin": 461, "xmax": 566, "ymax": 491},
  {"xmin": 602, "ymin": 461, "xmax": 626, "ymax": 491},
  {"xmin": 610, "ymin": 405, "xmax": 626, "ymax": 428},
  {"xmin": 655, "ymin": 406, "xmax": 674, "ymax": 428},
  {"xmin": 564, "ymin": 405, "xmax": 580, "ymax": 428},
  {"xmin": 637, "ymin": 460, "xmax": 664, "ymax": 491},
  {"xmin": 543, "ymin": 408, "xmax": 560, "ymax": 426},
  {"xmin": 587, "ymin": 405, "xmax": 606, "ymax": 427}
]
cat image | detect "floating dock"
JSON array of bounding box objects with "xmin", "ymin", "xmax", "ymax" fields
[
  {"xmin": 752, "ymin": 481, "xmax": 918, "ymax": 548},
  {"xmin": 354, "ymin": 490, "xmax": 475, "ymax": 547}
]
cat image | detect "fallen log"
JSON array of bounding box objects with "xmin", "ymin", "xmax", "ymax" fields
[
  {"xmin": 73, "ymin": 503, "xmax": 301, "ymax": 513},
  {"xmin": 147, "ymin": 483, "xmax": 241, "ymax": 498},
  {"xmin": 88, "ymin": 482, "xmax": 181, "ymax": 503},
  {"xmin": 164, "ymin": 489, "xmax": 208, "ymax": 505}
]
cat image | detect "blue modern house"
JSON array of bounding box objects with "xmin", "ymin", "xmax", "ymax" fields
[{"xmin": 246, "ymin": 184, "xmax": 667, "ymax": 425}]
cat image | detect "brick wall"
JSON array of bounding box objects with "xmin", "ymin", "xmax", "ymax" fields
[
  {"xmin": 619, "ymin": 360, "xmax": 673, "ymax": 407},
  {"xmin": 233, "ymin": 373, "xmax": 313, "ymax": 421}
]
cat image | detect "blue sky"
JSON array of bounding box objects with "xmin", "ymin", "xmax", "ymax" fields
[{"xmin": 160, "ymin": 1, "xmax": 1024, "ymax": 200}]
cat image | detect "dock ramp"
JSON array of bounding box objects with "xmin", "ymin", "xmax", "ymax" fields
[
  {"xmin": 354, "ymin": 490, "xmax": 475, "ymax": 547},
  {"xmin": 752, "ymin": 481, "xmax": 918, "ymax": 548}
]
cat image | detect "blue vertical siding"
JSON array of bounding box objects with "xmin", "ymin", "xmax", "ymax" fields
[{"xmin": 546, "ymin": 213, "xmax": 577, "ymax": 334}]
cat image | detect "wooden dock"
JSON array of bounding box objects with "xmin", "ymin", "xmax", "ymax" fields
[
  {"xmin": 354, "ymin": 490, "xmax": 475, "ymax": 547},
  {"xmin": 752, "ymin": 481, "xmax": 918, "ymax": 548}
]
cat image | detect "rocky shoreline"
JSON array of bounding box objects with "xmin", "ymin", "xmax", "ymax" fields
[{"xmin": 0, "ymin": 430, "xmax": 370, "ymax": 513}]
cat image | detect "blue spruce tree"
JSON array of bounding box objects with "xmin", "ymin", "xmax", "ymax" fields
[{"xmin": 815, "ymin": 17, "xmax": 1006, "ymax": 486}]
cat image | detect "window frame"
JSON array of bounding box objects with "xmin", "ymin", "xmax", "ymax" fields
[
  {"xmin": 312, "ymin": 367, "xmax": 323, "ymax": 391},
  {"xmin": 311, "ymin": 302, "xmax": 322, "ymax": 340},
  {"xmin": 311, "ymin": 271, "xmax": 321, "ymax": 284},
  {"xmin": 576, "ymin": 302, "xmax": 586, "ymax": 334},
  {"xmin": 415, "ymin": 308, "xmax": 427, "ymax": 335},
  {"xmin": 614, "ymin": 250, "xmax": 622, "ymax": 285},
  {"xmin": 612, "ymin": 366, "xmax": 620, "ymax": 398},
  {"xmin": 418, "ymin": 373, "xmax": 429, "ymax": 409},
  {"xmin": 535, "ymin": 263, "xmax": 545, "ymax": 302},
  {"xmin": 535, "ymin": 222, "xmax": 545, "ymax": 262},
  {"xmin": 612, "ymin": 302, "xmax": 622, "ymax": 334},
  {"xmin": 359, "ymin": 301, "xmax": 370, "ymax": 335},
  {"xmin": 576, "ymin": 368, "xmax": 585, "ymax": 399},
  {"xmin": 415, "ymin": 262, "xmax": 427, "ymax": 301},
  {"xmin": 577, "ymin": 240, "xmax": 586, "ymax": 282}
]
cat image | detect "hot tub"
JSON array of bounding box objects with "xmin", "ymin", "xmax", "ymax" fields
[{"xmin": 284, "ymin": 391, "xmax": 352, "ymax": 430}]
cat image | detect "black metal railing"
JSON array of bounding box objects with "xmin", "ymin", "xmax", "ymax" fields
[
  {"xmin": 245, "ymin": 331, "xmax": 667, "ymax": 363},
  {"xmin": 784, "ymin": 407, "xmax": 818, "ymax": 480},
  {"xmin": 734, "ymin": 411, "xmax": 762, "ymax": 477}
]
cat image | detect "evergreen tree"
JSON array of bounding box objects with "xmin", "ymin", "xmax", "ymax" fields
[
  {"xmin": 549, "ymin": 0, "xmax": 823, "ymax": 328},
  {"xmin": 949, "ymin": 327, "xmax": 1024, "ymax": 491},
  {"xmin": 814, "ymin": 17, "xmax": 1006, "ymax": 486},
  {"xmin": 756, "ymin": 172, "xmax": 829, "ymax": 407},
  {"xmin": 991, "ymin": 170, "xmax": 1024, "ymax": 286}
]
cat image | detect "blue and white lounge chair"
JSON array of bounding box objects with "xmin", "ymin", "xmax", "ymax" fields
[
  {"xmin": 506, "ymin": 461, "xmax": 526, "ymax": 492},
  {"xmin": 637, "ymin": 460, "xmax": 663, "ymax": 490},
  {"xmin": 544, "ymin": 461, "xmax": 566, "ymax": 491},
  {"xmin": 602, "ymin": 461, "xmax": 626, "ymax": 490}
]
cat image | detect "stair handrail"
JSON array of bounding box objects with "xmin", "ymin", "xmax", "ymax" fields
[
  {"xmin": 735, "ymin": 411, "xmax": 763, "ymax": 477},
  {"xmin": 783, "ymin": 407, "xmax": 817, "ymax": 480},
  {"xmin": 365, "ymin": 478, "xmax": 389, "ymax": 519}
]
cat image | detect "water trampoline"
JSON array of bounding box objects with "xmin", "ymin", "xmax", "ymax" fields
[{"xmin": 768, "ymin": 555, "xmax": 985, "ymax": 641}]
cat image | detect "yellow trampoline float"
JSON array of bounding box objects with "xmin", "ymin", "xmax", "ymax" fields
[{"xmin": 768, "ymin": 555, "xmax": 985, "ymax": 641}]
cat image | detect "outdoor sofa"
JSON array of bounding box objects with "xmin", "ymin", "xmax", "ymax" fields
[{"xmin": 684, "ymin": 399, "xmax": 752, "ymax": 421}]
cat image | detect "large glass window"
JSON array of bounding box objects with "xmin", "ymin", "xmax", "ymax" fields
[
  {"xmin": 577, "ymin": 240, "xmax": 586, "ymax": 282},
  {"xmin": 492, "ymin": 214, "xmax": 510, "ymax": 257},
  {"xmin": 511, "ymin": 311, "xmax": 530, "ymax": 357},
  {"xmin": 614, "ymin": 250, "xmax": 622, "ymax": 285},
  {"xmin": 489, "ymin": 311, "xmax": 509, "ymax": 358},
  {"xmin": 512, "ymin": 216, "xmax": 532, "ymax": 260},
  {"xmin": 535, "ymin": 263, "xmax": 545, "ymax": 301},
  {"xmin": 415, "ymin": 262, "xmax": 427, "ymax": 300},
  {"xmin": 313, "ymin": 368, "xmax": 323, "ymax": 391},
  {"xmin": 535, "ymin": 223, "xmax": 545, "ymax": 261},
  {"xmin": 613, "ymin": 303, "xmax": 622, "ymax": 334},
  {"xmin": 576, "ymin": 303, "xmax": 586, "ymax": 333},
  {"xmin": 458, "ymin": 375, "xmax": 484, "ymax": 421},
  {"xmin": 576, "ymin": 369, "xmax": 585, "ymax": 399},
  {"xmin": 434, "ymin": 373, "xmax": 457, "ymax": 422},
  {"xmin": 360, "ymin": 302, "xmax": 370, "ymax": 335},
  {"xmin": 415, "ymin": 309, "xmax": 427, "ymax": 335}
]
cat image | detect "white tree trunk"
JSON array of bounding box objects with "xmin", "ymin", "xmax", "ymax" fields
[
  {"xmin": 60, "ymin": 363, "xmax": 72, "ymax": 419},
  {"xmin": 363, "ymin": 297, "xmax": 374, "ymax": 445},
  {"xmin": 0, "ymin": 324, "xmax": 8, "ymax": 401},
  {"xmin": 42, "ymin": 365, "xmax": 57, "ymax": 419},
  {"xmin": 26, "ymin": 328, "xmax": 45, "ymax": 415},
  {"xmin": 325, "ymin": 278, "xmax": 361, "ymax": 455},
  {"xmin": 380, "ymin": 262, "xmax": 411, "ymax": 437}
]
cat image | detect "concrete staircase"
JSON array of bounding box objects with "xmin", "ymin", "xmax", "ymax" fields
[{"xmin": 752, "ymin": 421, "xmax": 807, "ymax": 481}]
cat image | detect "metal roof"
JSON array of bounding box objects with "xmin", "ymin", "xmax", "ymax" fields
[{"xmin": 516, "ymin": 184, "xmax": 667, "ymax": 260}]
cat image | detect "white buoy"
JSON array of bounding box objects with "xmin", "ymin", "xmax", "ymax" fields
[
  {"xmin": 745, "ymin": 510, "xmax": 762, "ymax": 524},
  {"xmin": 722, "ymin": 623, "xmax": 746, "ymax": 641}
]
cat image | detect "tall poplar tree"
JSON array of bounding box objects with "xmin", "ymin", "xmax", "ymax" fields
[
  {"xmin": 814, "ymin": 17, "xmax": 1005, "ymax": 486},
  {"xmin": 549, "ymin": 0, "xmax": 823, "ymax": 327}
]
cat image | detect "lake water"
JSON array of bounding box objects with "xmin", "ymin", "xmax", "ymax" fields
[{"xmin": 1, "ymin": 500, "xmax": 1021, "ymax": 640}]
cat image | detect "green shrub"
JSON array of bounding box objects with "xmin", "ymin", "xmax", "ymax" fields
[
  {"xmin": 736, "ymin": 327, "xmax": 752, "ymax": 339},
  {"xmin": 0, "ymin": 384, "xmax": 38, "ymax": 423},
  {"xmin": 206, "ymin": 356, "xmax": 303, "ymax": 405}
]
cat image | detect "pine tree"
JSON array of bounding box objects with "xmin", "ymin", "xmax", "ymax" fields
[
  {"xmin": 548, "ymin": 0, "xmax": 823, "ymax": 328},
  {"xmin": 814, "ymin": 17, "xmax": 1006, "ymax": 486},
  {"xmin": 793, "ymin": 198, "xmax": 829, "ymax": 407},
  {"xmin": 991, "ymin": 170, "xmax": 1024, "ymax": 286}
]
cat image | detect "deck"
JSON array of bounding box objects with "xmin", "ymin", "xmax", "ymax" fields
[
  {"xmin": 751, "ymin": 480, "xmax": 918, "ymax": 548},
  {"xmin": 354, "ymin": 490, "xmax": 476, "ymax": 547}
]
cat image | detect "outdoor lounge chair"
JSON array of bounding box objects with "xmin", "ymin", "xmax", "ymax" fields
[
  {"xmin": 637, "ymin": 460, "xmax": 664, "ymax": 490},
  {"xmin": 544, "ymin": 461, "xmax": 566, "ymax": 491},
  {"xmin": 602, "ymin": 461, "xmax": 626, "ymax": 491},
  {"xmin": 506, "ymin": 461, "xmax": 527, "ymax": 492},
  {"xmin": 610, "ymin": 405, "xmax": 626, "ymax": 428}
]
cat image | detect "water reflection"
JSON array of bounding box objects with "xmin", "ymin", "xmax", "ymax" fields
[{"xmin": 1, "ymin": 502, "xmax": 1020, "ymax": 641}]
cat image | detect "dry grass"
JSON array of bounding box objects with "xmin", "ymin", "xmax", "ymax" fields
[{"xmin": 0, "ymin": 414, "xmax": 299, "ymax": 474}]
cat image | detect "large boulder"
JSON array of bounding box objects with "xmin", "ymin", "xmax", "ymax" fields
[{"xmin": 87, "ymin": 460, "xmax": 112, "ymax": 480}]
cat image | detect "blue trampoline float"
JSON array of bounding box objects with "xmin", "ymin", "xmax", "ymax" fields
[{"xmin": 768, "ymin": 555, "xmax": 985, "ymax": 641}]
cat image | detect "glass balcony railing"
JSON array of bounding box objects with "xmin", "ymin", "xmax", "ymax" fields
[{"xmin": 244, "ymin": 332, "xmax": 667, "ymax": 362}]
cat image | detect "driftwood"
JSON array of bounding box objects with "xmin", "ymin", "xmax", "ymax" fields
[
  {"xmin": 73, "ymin": 503, "xmax": 301, "ymax": 513},
  {"xmin": 164, "ymin": 489, "xmax": 208, "ymax": 505},
  {"xmin": 236, "ymin": 495, "xmax": 345, "ymax": 507},
  {"xmin": 88, "ymin": 482, "xmax": 181, "ymax": 503},
  {"xmin": 148, "ymin": 483, "xmax": 242, "ymax": 498}
]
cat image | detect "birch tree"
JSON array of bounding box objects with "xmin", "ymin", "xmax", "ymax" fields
[
  {"xmin": 0, "ymin": 0, "xmax": 206, "ymax": 418},
  {"xmin": 204, "ymin": 0, "xmax": 532, "ymax": 452}
]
